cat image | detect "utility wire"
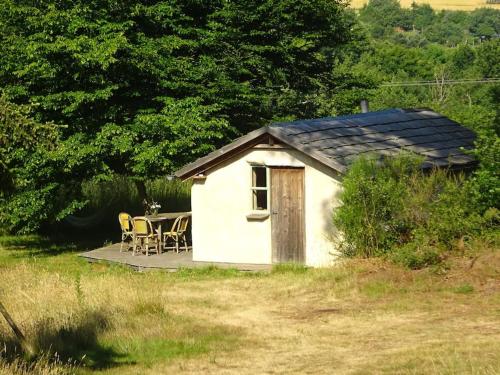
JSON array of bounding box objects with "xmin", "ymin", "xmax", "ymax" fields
[{"xmin": 380, "ymin": 78, "xmax": 500, "ymax": 87}]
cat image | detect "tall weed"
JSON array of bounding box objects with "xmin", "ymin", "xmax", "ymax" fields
[{"xmin": 62, "ymin": 176, "xmax": 191, "ymax": 235}]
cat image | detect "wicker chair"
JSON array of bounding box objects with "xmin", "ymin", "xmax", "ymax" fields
[
  {"xmin": 163, "ymin": 215, "xmax": 190, "ymax": 253},
  {"xmin": 118, "ymin": 212, "xmax": 134, "ymax": 252},
  {"xmin": 132, "ymin": 216, "xmax": 160, "ymax": 256}
]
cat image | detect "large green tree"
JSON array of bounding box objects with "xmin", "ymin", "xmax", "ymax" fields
[
  {"xmin": 0, "ymin": 96, "xmax": 58, "ymax": 197},
  {"xmin": 0, "ymin": 0, "xmax": 355, "ymax": 232},
  {"xmin": 0, "ymin": 96, "xmax": 70, "ymax": 233}
]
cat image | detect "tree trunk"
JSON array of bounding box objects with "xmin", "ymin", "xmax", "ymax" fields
[
  {"xmin": 0, "ymin": 300, "xmax": 34, "ymax": 356},
  {"xmin": 134, "ymin": 180, "xmax": 149, "ymax": 214},
  {"xmin": 135, "ymin": 180, "xmax": 148, "ymax": 202}
]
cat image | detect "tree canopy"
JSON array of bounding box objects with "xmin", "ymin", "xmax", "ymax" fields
[
  {"xmin": 0, "ymin": 0, "xmax": 357, "ymax": 232},
  {"xmin": 1, "ymin": 0, "xmax": 498, "ymax": 234},
  {"xmin": 0, "ymin": 96, "xmax": 58, "ymax": 196},
  {"xmin": 0, "ymin": 0, "xmax": 356, "ymax": 171}
]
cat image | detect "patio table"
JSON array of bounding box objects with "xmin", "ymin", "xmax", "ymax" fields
[{"xmin": 145, "ymin": 212, "xmax": 191, "ymax": 252}]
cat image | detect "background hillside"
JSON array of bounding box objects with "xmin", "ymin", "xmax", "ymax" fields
[{"xmin": 351, "ymin": 0, "xmax": 500, "ymax": 11}]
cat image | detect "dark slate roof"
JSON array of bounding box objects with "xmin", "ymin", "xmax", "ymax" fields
[{"xmin": 175, "ymin": 108, "xmax": 476, "ymax": 179}]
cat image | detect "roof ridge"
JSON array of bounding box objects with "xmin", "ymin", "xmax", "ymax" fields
[{"xmin": 270, "ymin": 109, "xmax": 405, "ymax": 128}]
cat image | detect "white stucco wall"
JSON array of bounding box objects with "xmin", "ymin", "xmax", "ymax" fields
[{"xmin": 190, "ymin": 146, "xmax": 343, "ymax": 267}]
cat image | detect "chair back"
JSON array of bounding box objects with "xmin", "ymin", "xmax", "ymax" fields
[
  {"xmin": 118, "ymin": 212, "xmax": 133, "ymax": 232},
  {"xmin": 133, "ymin": 216, "xmax": 153, "ymax": 236},
  {"xmin": 178, "ymin": 216, "xmax": 189, "ymax": 234},
  {"xmin": 170, "ymin": 215, "xmax": 189, "ymax": 234}
]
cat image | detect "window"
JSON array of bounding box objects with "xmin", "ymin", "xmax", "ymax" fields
[{"xmin": 251, "ymin": 166, "xmax": 268, "ymax": 210}]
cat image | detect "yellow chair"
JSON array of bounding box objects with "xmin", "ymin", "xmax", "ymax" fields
[
  {"xmin": 118, "ymin": 212, "xmax": 134, "ymax": 252},
  {"xmin": 163, "ymin": 215, "xmax": 190, "ymax": 253},
  {"xmin": 132, "ymin": 216, "xmax": 160, "ymax": 256}
]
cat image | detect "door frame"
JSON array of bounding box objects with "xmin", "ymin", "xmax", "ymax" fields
[{"xmin": 270, "ymin": 166, "xmax": 306, "ymax": 264}]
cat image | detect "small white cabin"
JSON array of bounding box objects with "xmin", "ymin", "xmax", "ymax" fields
[{"xmin": 175, "ymin": 109, "xmax": 475, "ymax": 267}]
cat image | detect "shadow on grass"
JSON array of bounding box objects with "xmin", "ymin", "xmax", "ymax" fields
[
  {"xmin": 0, "ymin": 233, "xmax": 115, "ymax": 259},
  {"xmin": 1, "ymin": 309, "xmax": 130, "ymax": 370}
]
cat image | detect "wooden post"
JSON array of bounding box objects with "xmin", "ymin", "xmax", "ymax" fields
[{"xmin": 0, "ymin": 300, "xmax": 34, "ymax": 356}]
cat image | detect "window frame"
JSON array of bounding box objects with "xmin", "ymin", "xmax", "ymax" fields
[{"xmin": 250, "ymin": 165, "xmax": 269, "ymax": 212}]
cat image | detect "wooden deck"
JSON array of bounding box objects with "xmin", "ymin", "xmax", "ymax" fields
[{"xmin": 79, "ymin": 243, "xmax": 271, "ymax": 272}]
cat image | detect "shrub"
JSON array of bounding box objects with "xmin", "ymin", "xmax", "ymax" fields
[
  {"xmin": 389, "ymin": 239, "xmax": 442, "ymax": 270},
  {"xmin": 424, "ymin": 176, "xmax": 484, "ymax": 246},
  {"xmin": 333, "ymin": 153, "xmax": 492, "ymax": 266},
  {"xmin": 333, "ymin": 153, "xmax": 422, "ymax": 257},
  {"xmin": 465, "ymin": 132, "xmax": 500, "ymax": 213}
]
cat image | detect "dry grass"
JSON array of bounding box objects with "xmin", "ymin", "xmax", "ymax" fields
[
  {"xmin": 0, "ymin": 236, "xmax": 499, "ymax": 374},
  {"xmin": 349, "ymin": 0, "xmax": 500, "ymax": 11},
  {"xmin": 0, "ymin": 355, "xmax": 74, "ymax": 375}
]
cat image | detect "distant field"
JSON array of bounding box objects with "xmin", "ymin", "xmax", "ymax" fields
[{"xmin": 350, "ymin": 0, "xmax": 500, "ymax": 10}]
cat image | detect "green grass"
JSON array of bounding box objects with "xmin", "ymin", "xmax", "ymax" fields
[
  {"xmin": 0, "ymin": 235, "xmax": 498, "ymax": 374},
  {"xmin": 0, "ymin": 235, "xmax": 129, "ymax": 278},
  {"xmin": 452, "ymin": 283, "xmax": 475, "ymax": 294},
  {"xmin": 174, "ymin": 265, "xmax": 249, "ymax": 280},
  {"xmin": 271, "ymin": 262, "xmax": 309, "ymax": 274},
  {"xmin": 0, "ymin": 236, "xmax": 243, "ymax": 373},
  {"xmin": 113, "ymin": 332, "xmax": 237, "ymax": 367},
  {"xmin": 360, "ymin": 280, "xmax": 400, "ymax": 299}
]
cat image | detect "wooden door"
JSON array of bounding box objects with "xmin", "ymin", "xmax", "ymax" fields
[{"xmin": 271, "ymin": 167, "xmax": 305, "ymax": 263}]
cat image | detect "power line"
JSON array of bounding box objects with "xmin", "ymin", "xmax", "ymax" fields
[{"xmin": 380, "ymin": 78, "xmax": 500, "ymax": 87}]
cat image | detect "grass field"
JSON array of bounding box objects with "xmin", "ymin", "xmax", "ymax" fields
[
  {"xmin": 0, "ymin": 235, "xmax": 499, "ymax": 374},
  {"xmin": 350, "ymin": 0, "xmax": 500, "ymax": 10}
]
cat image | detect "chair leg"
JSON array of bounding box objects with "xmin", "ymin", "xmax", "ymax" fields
[
  {"xmin": 133, "ymin": 238, "xmax": 144, "ymax": 255},
  {"xmin": 157, "ymin": 228, "xmax": 162, "ymax": 255},
  {"xmin": 163, "ymin": 235, "xmax": 180, "ymax": 253},
  {"xmin": 182, "ymin": 234, "xmax": 188, "ymax": 252},
  {"xmin": 163, "ymin": 235, "xmax": 170, "ymax": 252},
  {"xmin": 123, "ymin": 234, "xmax": 134, "ymax": 252}
]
